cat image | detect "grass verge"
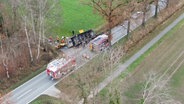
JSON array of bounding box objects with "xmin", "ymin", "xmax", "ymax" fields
[{"xmin": 30, "ymin": 95, "xmax": 64, "ymax": 104}]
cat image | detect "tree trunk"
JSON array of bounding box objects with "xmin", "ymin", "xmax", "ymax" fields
[
  {"xmin": 24, "ymin": 18, "xmax": 34, "ymax": 62},
  {"xmin": 0, "ymin": 12, "xmax": 4, "ymax": 33},
  {"xmin": 36, "ymin": 2, "xmax": 43, "ymax": 60},
  {"xmin": 37, "ymin": 31, "xmax": 41, "ymax": 60},
  {"xmin": 166, "ymin": 0, "xmax": 169, "ymax": 8},
  {"xmin": 127, "ymin": 19, "xmax": 131, "ymax": 36},
  {"xmin": 108, "ymin": 18, "xmax": 112, "ymax": 46},
  {"xmin": 142, "ymin": 11, "xmax": 146, "ymax": 27},
  {"xmin": 0, "ymin": 39, "xmax": 10, "ymax": 78},
  {"xmin": 154, "ymin": 0, "xmax": 159, "ymax": 18},
  {"xmin": 142, "ymin": 4, "xmax": 147, "ymax": 27},
  {"xmin": 3, "ymin": 60, "xmax": 10, "ymax": 79},
  {"xmin": 30, "ymin": 9, "xmax": 37, "ymax": 43},
  {"xmin": 12, "ymin": 5, "xmax": 17, "ymax": 34}
]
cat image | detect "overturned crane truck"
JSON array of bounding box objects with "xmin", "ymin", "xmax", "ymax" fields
[
  {"xmin": 66, "ymin": 30, "xmax": 96, "ymax": 48},
  {"xmin": 46, "ymin": 56, "xmax": 76, "ymax": 80}
]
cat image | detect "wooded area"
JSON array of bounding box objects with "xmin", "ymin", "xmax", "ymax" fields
[{"xmin": 0, "ymin": 0, "xmax": 61, "ymax": 91}]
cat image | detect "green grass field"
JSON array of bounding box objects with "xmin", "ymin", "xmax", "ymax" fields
[{"xmin": 56, "ymin": 0, "xmax": 104, "ymax": 37}]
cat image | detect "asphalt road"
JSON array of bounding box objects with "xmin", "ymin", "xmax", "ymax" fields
[{"xmin": 1, "ymin": 0, "xmax": 170, "ymax": 104}]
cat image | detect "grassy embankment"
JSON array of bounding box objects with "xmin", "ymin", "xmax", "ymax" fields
[{"xmin": 30, "ymin": 95, "xmax": 65, "ymax": 104}]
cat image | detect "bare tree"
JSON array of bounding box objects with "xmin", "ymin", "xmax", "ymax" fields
[
  {"xmin": 24, "ymin": 16, "xmax": 34, "ymax": 62},
  {"xmin": 89, "ymin": 0, "xmax": 128, "ymax": 45},
  {"xmin": 17, "ymin": 0, "xmax": 59, "ymax": 60},
  {"xmin": 0, "ymin": 0, "xmax": 61, "ymax": 80},
  {"xmin": 9, "ymin": 0, "xmax": 20, "ymax": 34},
  {"xmin": 76, "ymin": 74, "xmax": 90, "ymax": 104},
  {"xmin": 0, "ymin": 37, "xmax": 10, "ymax": 78},
  {"xmin": 137, "ymin": 0, "xmax": 151, "ymax": 26},
  {"xmin": 140, "ymin": 71, "xmax": 181, "ymax": 104},
  {"xmin": 139, "ymin": 51, "xmax": 184, "ymax": 104},
  {"xmin": 0, "ymin": 1, "xmax": 21, "ymax": 78},
  {"xmin": 116, "ymin": 1, "xmax": 137, "ymax": 36},
  {"xmin": 125, "ymin": 1, "xmax": 136, "ymax": 36},
  {"xmin": 76, "ymin": 46, "xmax": 124, "ymax": 104}
]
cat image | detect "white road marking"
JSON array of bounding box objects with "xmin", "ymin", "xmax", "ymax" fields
[{"xmin": 17, "ymin": 89, "xmax": 33, "ymax": 100}]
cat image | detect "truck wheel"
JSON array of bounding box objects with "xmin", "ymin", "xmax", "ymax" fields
[{"xmin": 49, "ymin": 76, "xmax": 53, "ymax": 80}]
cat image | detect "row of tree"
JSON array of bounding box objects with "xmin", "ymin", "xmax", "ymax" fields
[{"xmin": 89, "ymin": 0, "xmax": 170, "ymax": 45}]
